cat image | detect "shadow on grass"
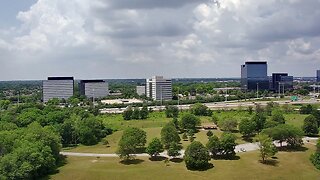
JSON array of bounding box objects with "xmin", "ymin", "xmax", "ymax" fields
[
  {"xmin": 39, "ymin": 155, "xmax": 68, "ymax": 180},
  {"xmin": 259, "ymin": 159, "xmax": 279, "ymax": 166},
  {"xmin": 278, "ymin": 146, "xmax": 308, "ymax": 152},
  {"xmin": 187, "ymin": 163, "xmax": 214, "ymax": 171},
  {"xmin": 212, "ymin": 155, "xmax": 240, "ymax": 161},
  {"xmin": 170, "ymin": 158, "xmax": 183, "ymax": 163},
  {"xmin": 242, "ymin": 136, "xmax": 254, "ymax": 143},
  {"xmin": 149, "ymin": 156, "xmax": 167, "ymax": 162},
  {"xmin": 120, "ymin": 159, "xmax": 144, "ymax": 165}
]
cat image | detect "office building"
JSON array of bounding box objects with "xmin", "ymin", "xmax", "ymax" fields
[
  {"xmin": 241, "ymin": 61, "xmax": 269, "ymax": 91},
  {"xmin": 43, "ymin": 77, "xmax": 74, "ymax": 103},
  {"xmin": 79, "ymin": 80, "xmax": 108, "ymax": 98},
  {"xmin": 271, "ymin": 73, "xmax": 293, "ymax": 93},
  {"xmin": 317, "ymin": 70, "xmax": 320, "ymax": 82},
  {"xmin": 136, "ymin": 85, "xmax": 146, "ymax": 96},
  {"xmin": 146, "ymin": 76, "xmax": 172, "ymax": 101}
]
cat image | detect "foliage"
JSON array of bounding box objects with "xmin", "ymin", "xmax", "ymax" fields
[
  {"xmin": 132, "ymin": 107, "xmax": 141, "ymax": 119},
  {"xmin": 117, "ymin": 127, "xmax": 147, "ymax": 160},
  {"xmin": 146, "ymin": 138, "xmax": 164, "ymax": 157},
  {"xmin": 303, "ymin": 115, "xmax": 319, "ymax": 135},
  {"xmin": 161, "ymin": 122, "xmax": 181, "ymax": 149},
  {"xmin": 247, "ymin": 106, "xmax": 253, "ymax": 115},
  {"xmin": 165, "ymin": 105, "xmax": 179, "ymax": 118},
  {"xmin": 211, "ymin": 114, "xmax": 219, "ymax": 124},
  {"xmin": 182, "ymin": 132, "xmax": 188, "ymax": 141},
  {"xmin": 251, "ymin": 113, "xmax": 266, "ymax": 132},
  {"xmin": 0, "ymin": 100, "xmax": 10, "ymax": 110},
  {"xmin": 167, "ymin": 142, "xmax": 182, "ymax": 158},
  {"xmin": 0, "ymin": 122, "xmax": 61, "ymax": 179},
  {"xmin": 179, "ymin": 113, "xmax": 201, "ymax": 131},
  {"xmin": 218, "ymin": 118, "xmax": 238, "ymax": 132},
  {"xmin": 140, "ymin": 105, "xmax": 149, "ymax": 119},
  {"xmin": 190, "ymin": 103, "xmax": 212, "ymax": 116},
  {"xmin": 271, "ymin": 110, "xmax": 285, "ymax": 124},
  {"xmin": 256, "ymin": 134, "xmax": 277, "ymax": 163},
  {"xmin": 300, "ymin": 104, "xmax": 314, "ymax": 114},
  {"xmin": 219, "ymin": 133, "xmax": 237, "ymax": 157},
  {"xmin": 206, "ymin": 135, "xmax": 220, "ymax": 156},
  {"xmin": 310, "ymin": 139, "xmax": 320, "ymax": 170},
  {"xmin": 239, "ymin": 118, "xmax": 257, "ymax": 136},
  {"xmin": 122, "ymin": 106, "xmax": 133, "ymax": 120},
  {"xmin": 184, "ymin": 141, "xmax": 211, "ymax": 170},
  {"xmin": 262, "ymin": 124, "xmax": 303, "ymax": 148}
]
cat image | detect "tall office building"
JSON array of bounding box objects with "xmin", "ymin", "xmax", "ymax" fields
[
  {"xmin": 43, "ymin": 77, "xmax": 74, "ymax": 103},
  {"xmin": 241, "ymin": 61, "xmax": 269, "ymax": 91},
  {"xmin": 317, "ymin": 70, "xmax": 320, "ymax": 82},
  {"xmin": 146, "ymin": 76, "xmax": 172, "ymax": 101},
  {"xmin": 271, "ymin": 73, "xmax": 293, "ymax": 93},
  {"xmin": 79, "ymin": 80, "xmax": 108, "ymax": 98}
]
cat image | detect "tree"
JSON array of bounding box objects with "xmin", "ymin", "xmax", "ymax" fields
[
  {"xmin": 262, "ymin": 124, "xmax": 303, "ymax": 148},
  {"xmin": 165, "ymin": 105, "xmax": 179, "ymax": 118},
  {"xmin": 146, "ymin": 138, "xmax": 164, "ymax": 158},
  {"xmin": 131, "ymin": 107, "xmax": 140, "ymax": 119},
  {"xmin": 310, "ymin": 139, "xmax": 320, "ymax": 169},
  {"xmin": 161, "ymin": 122, "xmax": 181, "ymax": 149},
  {"xmin": 206, "ymin": 135, "xmax": 220, "ymax": 156},
  {"xmin": 0, "ymin": 100, "xmax": 10, "ymax": 110},
  {"xmin": 303, "ymin": 115, "xmax": 319, "ymax": 135},
  {"xmin": 239, "ymin": 118, "xmax": 257, "ymax": 137},
  {"xmin": 211, "ymin": 114, "xmax": 219, "ymax": 124},
  {"xmin": 122, "ymin": 106, "xmax": 133, "ymax": 120},
  {"xmin": 300, "ymin": 104, "xmax": 314, "ymax": 114},
  {"xmin": 248, "ymin": 106, "xmax": 253, "ymax": 115},
  {"xmin": 184, "ymin": 141, "xmax": 211, "ymax": 170},
  {"xmin": 117, "ymin": 127, "xmax": 146, "ymax": 160},
  {"xmin": 206, "ymin": 130, "xmax": 213, "ymax": 137},
  {"xmin": 167, "ymin": 142, "xmax": 182, "ymax": 158},
  {"xmin": 190, "ymin": 103, "xmax": 211, "ymax": 116},
  {"xmin": 140, "ymin": 105, "xmax": 149, "ymax": 119},
  {"xmin": 182, "ymin": 132, "xmax": 188, "ymax": 141},
  {"xmin": 255, "ymin": 104, "xmax": 264, "ymax": 114},
  {"xmin": 218, "ymin": 118, "xmax": 238, "ymax": 132},
  {"xmin": 219, "ymin": 133, "xmax": 237, "ymax": 158},
  {"xmin": 251, "ymin": 113, "xmax": 266, "ymax": 132},
  {"xmin": 256, "ymin": 134, "xmax": 277, "ymax": 163},
  {"xmin": 179, "ymin": 113, "xmax": 200, "ymax": 131},
  {"xmin": 271, "ymin": 110, "xmax": 285, "ymax": 124}
]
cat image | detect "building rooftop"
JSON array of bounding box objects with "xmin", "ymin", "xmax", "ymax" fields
[{"xmin": 47, "ymin": 77, "xmax": 74, "ymax": 80}]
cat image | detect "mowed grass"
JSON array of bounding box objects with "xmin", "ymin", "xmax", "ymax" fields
[
  {"xmin": 285, "ymin": 113, "xmax": 308, "ymax": 129},
  {"xmin": 52, "ymin": 144, "xmax": 320, "ymax": 180}
]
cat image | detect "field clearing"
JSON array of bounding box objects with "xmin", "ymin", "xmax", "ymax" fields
[{"xmin": 52, "ymin": 144, "xmax": 320, "ymax": 180}]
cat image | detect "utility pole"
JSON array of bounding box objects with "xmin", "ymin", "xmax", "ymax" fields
[
  {"xmin": 225, "ymin": 84, "xmax": 228, "ymax": 102},
  {"xmin": 177, "ymin": 87, "xmax": 180, "ymax": 106},
  {"xmin": 92, "ymin": 88, "xmax": 95, "ymax": 105}
]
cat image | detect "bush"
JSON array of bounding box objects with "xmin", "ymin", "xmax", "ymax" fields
[
  {"xmin": 303, "ymin": 115, "xmax": 319, "ymax": 136},
  {"xmin": 218, "ymin": 118, "xmax": 238, "ymax": 132},
  {"xmin": 180, "ymin": 113, "xmax": 201, "ymax": 131}
]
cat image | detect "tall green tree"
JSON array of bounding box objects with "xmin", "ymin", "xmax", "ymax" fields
[
  {"xmin": 257, "ymin": 134, "xmax": 277, "ymax": 163},
  {"xmin": 184, "ymin": 141, "xmax": 211, "ymax": 170},
  {"xmin": 218, "ymin": 118, "xmax": 238, "ymax": 132},
  {"xmin": 303, "ymin": 115, "xmax": 319, "ymax": 135},
  {"xmin": 239, "ymin": 118, "xmax": 257, "ymax": 137},
  {"xmin": 146, "ymin": 138, "xmax": 164, "ymax": 158},
  {"xmin": 179, "ymin": 113, "xmax": 200, "ymax": 131},
  {"xmin": 161, "ymin": 122, "xmax": 180, "ymax": 149},
  {"xmin": 271, "ymin": 110, "xmax": 285, "ymax": 124},
  {"xmin": 165, "ymin": 105, "xmax": 179, "ymax": 118},
  {"xmin": 117, "ymin": 127, "xmax": 147, "ymax": 160},
  {"xmin": 206, "ymin": 135, "xmax": 220, "ymax": 156}
]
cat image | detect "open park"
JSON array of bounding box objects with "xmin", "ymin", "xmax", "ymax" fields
[{"xmin": 50, "ymin": 103, "xmax": 320, "ymax": 179}]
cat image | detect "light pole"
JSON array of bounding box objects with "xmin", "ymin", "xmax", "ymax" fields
[
  {"xmin": 278, "ymin": 82, "xmax": 281, "ymax": 98},
  {"xmin": 92, "ymin": 88, "xmax": 95, "ymax": 105},
  {"xmin": 225, "ymin": 84, "xmax": 228, "ymax": 102},
  {"xmin": 256, "ymin": 83, "xmax": 259, "ymax": 99},
  {"xmin": 177, "ymin": 87, "xmax": 180, "ymax": 106}
]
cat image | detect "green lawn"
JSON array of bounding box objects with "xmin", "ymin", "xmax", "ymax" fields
[
  {"xmin": 285, "ymin": 113, "xmax": 308, "ymax": 129},
  {"xmin": 52, "ymin": 144, "xmax": 320, "ymax": 180}
]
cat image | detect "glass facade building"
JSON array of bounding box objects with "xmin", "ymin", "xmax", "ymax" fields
[
  {"xmin": 241, "ymin": 61, "xmax": 269, "ymax": 91},
  {"xmin": 79, "ymin": 80, "xmax": 109, "ymax": 98},
  {"xmin": 271, "ymin": 73, "xmax": 293, "ymax": 93}
]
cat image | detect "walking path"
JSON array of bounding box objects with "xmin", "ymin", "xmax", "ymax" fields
[{"xmin": 60, "ymin": 137, "xmax": 318, "ymax": 158}]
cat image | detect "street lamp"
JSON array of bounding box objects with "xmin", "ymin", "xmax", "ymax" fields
[{"xmin": 256, "ymin": 83, "xmax": 259, "ymax": 99}]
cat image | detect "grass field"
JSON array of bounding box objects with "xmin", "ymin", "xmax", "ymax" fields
[
  {"xmin": 64, "ymin": 111, "xmax": 310, "ymax": 154},
  {"xmin": 52, "ymin": 143, "xmax": 320, "ymax": 180}
]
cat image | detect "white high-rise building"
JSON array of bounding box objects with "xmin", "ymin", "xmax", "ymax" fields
[
  {"xmin": 146, "ymin": 76, "xmax": 172, "ymax": 101},
  {"xmin": 43, "ymin": 77, "xmax": 74, "ymax": 103},
  {"xmin": 79, "ymin": 80, "xmax": 109, "ymax": 98}
]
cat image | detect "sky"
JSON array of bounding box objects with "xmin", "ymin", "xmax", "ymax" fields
[{"xmin": 0, "ymin": 0, "xmax": 320, "ymax": 80}]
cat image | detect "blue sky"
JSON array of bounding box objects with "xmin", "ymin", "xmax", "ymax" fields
[{"xmin": 0, "ymin": 0, "xmax": 320, "ymax": 80}]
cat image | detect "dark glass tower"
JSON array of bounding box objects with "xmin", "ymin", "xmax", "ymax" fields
[{"xmin": 241, "ymin": 61, "xmax": 269, "ymax": 91}]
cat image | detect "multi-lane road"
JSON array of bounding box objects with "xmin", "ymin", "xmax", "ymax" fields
[{"xmin": 100, "ymin": 98, "xmax": 319, "ymax": 114}]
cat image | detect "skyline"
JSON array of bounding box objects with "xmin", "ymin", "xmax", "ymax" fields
[{"xmin": 1, "ymin": 0, "xmax": 320, "ymax": 80}]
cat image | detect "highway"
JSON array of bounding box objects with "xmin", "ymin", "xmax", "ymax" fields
[{"xmin": 100, "ymin": 98, "xmax": 319, "ymax": 114}]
